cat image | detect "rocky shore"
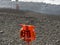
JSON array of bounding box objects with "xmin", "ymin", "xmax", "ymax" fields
[{"xmin": 0, "ymin": 8, "xmax": 60, "ymax": 45}]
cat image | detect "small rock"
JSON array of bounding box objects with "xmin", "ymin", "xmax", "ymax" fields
[
  {"xmin": 55, "ymin": 40, "xmax": 60, "ymax": 45},
  {"xmin": 19, "ymin": 44, "xmax": 22, "ymax": 45},
  {"xmin": 0, "ymin": 31, "xmax": 4, "ymax": 33}
]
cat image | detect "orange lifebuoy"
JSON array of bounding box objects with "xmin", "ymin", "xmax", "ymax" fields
[{"xmin": 19, "ymin": 24, "xmax": 36, "ymax": 42}]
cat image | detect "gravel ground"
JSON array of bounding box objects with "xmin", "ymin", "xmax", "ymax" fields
[{"xmin": 0, "ymin": 9, "xmax": 60, "ymax": 45}]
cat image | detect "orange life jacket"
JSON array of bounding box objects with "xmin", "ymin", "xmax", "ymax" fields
[{"xmin": 20, "ymin": 24, "xmax": 36, "ymax": 42}]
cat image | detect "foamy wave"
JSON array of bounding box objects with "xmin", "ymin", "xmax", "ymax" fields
[{"xmin": 11, "ymin": 0, "xmax": 60, "ymax": 5}]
